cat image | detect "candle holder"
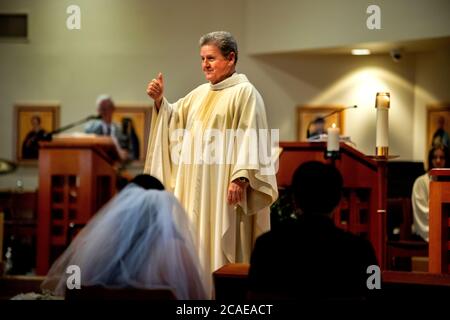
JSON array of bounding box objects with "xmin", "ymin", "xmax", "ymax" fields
[
  {"xmin": 375, "ymin": 146, "xmax": 389, "ymax": 158},
  {"xmin": 325, "ymin": 149, "xmax": 340, "ymax": 160}
]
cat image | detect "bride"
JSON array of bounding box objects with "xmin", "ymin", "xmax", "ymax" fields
[{"xmin": 40, "ymin": 175, "xmax": 208, "ymax": 300}]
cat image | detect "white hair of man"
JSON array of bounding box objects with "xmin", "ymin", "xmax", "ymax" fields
[
  {"xmin": 96, "ymin": 94, "xmax": 114, "ymax": 108},
  {"xmin": 199, "ymin": 31, "xmax": 238, "ymax": 64}
]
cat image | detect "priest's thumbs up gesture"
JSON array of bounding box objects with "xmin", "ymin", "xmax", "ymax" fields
[{"xmin": 147, "ymin": 72, "xmax": 164, "ymax": 110}]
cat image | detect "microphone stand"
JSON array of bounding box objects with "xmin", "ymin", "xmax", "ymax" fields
[{"xmin": 42, "ymin": 115, "xmax": 99, "ymax": 141}]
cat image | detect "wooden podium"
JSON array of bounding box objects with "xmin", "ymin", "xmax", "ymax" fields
[
  {"xmin": 36, "ymin": 136, "xmax": 120, "ymax": 275},
  {"xmin": 276, "ymin": 142, "xmax": 388, "ymax": 268},
  {"xmin": 429, "ymin": 168, "xmax": 450, "ymax": 274}
]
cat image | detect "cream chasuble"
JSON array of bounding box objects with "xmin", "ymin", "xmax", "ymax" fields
[{"xmin": 144, "ymin": 73, "xmax": 278, "ymax": 283}]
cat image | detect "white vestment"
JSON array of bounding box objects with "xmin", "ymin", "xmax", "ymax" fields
[
  {"xmin": 144, "ymin": 73, "xmax": 278, "ymax": 283},
  {"xmin": 412, "ymin": 173, "xmax": 429, "ymax": 242}
]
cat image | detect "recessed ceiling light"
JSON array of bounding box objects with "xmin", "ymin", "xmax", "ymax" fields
[{"xmin": 351, "ymin": 49, "xmax": 371, "ymax": 55}]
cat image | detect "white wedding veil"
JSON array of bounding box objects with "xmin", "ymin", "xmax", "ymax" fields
[{"xmin": 41, "ymin": 183, "xmax": 208, "ymax": 299}]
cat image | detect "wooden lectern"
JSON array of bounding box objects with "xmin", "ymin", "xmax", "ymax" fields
[
  {"xmin": 276, "ymin": 142, "xmax": 388, "ymax": 268},
  {"xmin": 36, "ymin": 136, "xmax": 120, "ymax": 275},
  {"xmin": 429, "ymin": 168, "xmax": 450, "ymax": 274}
]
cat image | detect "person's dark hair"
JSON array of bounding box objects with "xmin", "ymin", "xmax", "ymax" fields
[
  {"xmin": 291, "ymin": 161, "xmax": 343, "ymax": 215},
  {"xmin": 427, "ymin": 145, "xmax": 450, "ymax": 170},
  {"xmin": 313, "ymin": 117, "xmax": 325, "ymax": 125},
  {"xmin": 199, "ymin": 31, "xmax": 238, "ymax": 64},
  {"xmin": 131, "ymin": 174, "xmax": 165, "ymax": 190}
]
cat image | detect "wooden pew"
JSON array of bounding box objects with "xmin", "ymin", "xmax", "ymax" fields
[
  {"xmin": 429, "ymin": 168, "xmax": 450, "ymax": 273},
  {"xmin": 65, "ymin": 285, "xmax": 176, "ymax": 300},
  {"xmin": 213, "ymin": 263, "xmax": 250, "ymax": 300},
  {"xmin": 0, "ymin": 275, "xmax": 44, "ymax": 300},
  {"xmin": 213, "ymin": 263, "xmax": 450, "ymax": 301}
]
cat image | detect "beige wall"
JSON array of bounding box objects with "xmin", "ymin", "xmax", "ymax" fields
[
  {"xmin": 241, "ymin": 53, "xmax": 417, "ymax": 157},
  {"xmin": 245, "ymin": 0, "xmax": 450, "ymax": 54},
  {"xmin": 1, "ymin": 0, "xmax": 449, "ymax": 189},
  {"xmin": 413, "ymin": 50, "xmax": 450, "ymax": 161}
]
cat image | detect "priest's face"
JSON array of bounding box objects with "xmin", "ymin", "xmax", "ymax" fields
[{"xmin": 200, "ymin": 44, "xmax": 236, "ymax": 84}]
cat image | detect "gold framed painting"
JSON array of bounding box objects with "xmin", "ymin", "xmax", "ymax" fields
[
  {"xmin": 112, "ymin": 105, "xmax": 152, "ymax": 163},
  {"xmin": 15, "ymin": 105, "xmax": 60, "ymax": 164},
  {"xmin": 297, "ymin": 105, "xmax": 345, "ymax": 141},
  {"xmin": 427, "ymin": 103, "xmax": 450, "ymax": 151}
]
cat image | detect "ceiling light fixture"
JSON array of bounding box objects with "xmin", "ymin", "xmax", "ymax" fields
[{"xmin": 351, "ymin": 49, "xmax": 371, "ymax": 55}]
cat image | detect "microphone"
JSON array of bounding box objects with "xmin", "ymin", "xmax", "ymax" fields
[
  {"xmin": 87, "ymin": 114, "xmax": 102, "ymax": 120},
  {"xmin": 42, "ymin": 114, "xmax": 101, "ymax": 141},
  {"xmin": 306, "ymin": 105, "xmax": 357, "ymax": 138},
  {"xmin": 320, "ymin": 105, "xmax": 357, "ymax": 121}
]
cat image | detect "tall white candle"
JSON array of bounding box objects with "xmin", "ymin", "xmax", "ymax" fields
[
  {"xmin": 375, "ymin": 92, "xmax": 390, "ymax": 148},
  {"xmin": 327, "ymin": 123, "xmax": 340, "ymax": 151},
  {"xmin": 376, "ymin": 108, "xmax": 389, "ymax": 147}
]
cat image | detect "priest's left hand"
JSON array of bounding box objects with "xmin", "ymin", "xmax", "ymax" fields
[{"xmin": 227, "ymin": 180, "xmax": 248, "ymax": 205}]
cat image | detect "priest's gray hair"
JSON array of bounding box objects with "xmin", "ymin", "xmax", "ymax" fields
[
  {"xmin": 199, "ymin": 31, "xmax": 238, "ymax": 64},
  {"xmin": 96, "ymin": 94, "xmax": 114, "ymax": 107}
]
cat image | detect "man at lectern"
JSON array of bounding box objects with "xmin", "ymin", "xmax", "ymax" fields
[{"xmin": 85, "ymin": 94, "xmax": 129, "ymax": 161}]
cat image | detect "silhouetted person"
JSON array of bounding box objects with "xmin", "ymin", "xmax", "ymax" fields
[
  {"xmin": 248, "ymin": 161, "xmax": 378, "ymax": 300},
  {"xmin": 131, "ymin": 174, "xmax": 164, "ymax": 190}
]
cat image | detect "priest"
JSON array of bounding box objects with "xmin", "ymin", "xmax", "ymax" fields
[{"xmin": 144, "ymin": 31, "xmax": 278, "ymax": 287}]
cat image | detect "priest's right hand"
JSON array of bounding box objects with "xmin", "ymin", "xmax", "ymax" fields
[{"xmin": 146, "ymin": 72, "xmax": 164, "ymax": 110}]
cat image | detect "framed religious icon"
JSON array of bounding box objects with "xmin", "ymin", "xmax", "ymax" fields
[
  {"xmin": 297, "ymin": 105, "xmax": 345, "ymax": 141},
  {"xmin": 427, "ymin": 103, "xmax": 450, "ymax": 151},
  {"xmin": 112, "ymin": 105, "xmax": 152, "ymax": 163},
  {"xmin": 15, "ymin": 104, "xmax": 60, "ymax": 164}
]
